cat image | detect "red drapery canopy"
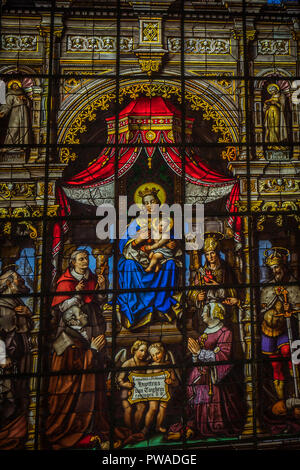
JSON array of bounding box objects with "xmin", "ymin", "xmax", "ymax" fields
[{"xmin": 52, "ymin": 97, "xmax": 240, "ymax": 279}]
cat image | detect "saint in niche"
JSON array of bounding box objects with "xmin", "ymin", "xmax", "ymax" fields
[
  {"xmin": 263, "ymin": 83, "xmax": 288, "ymax": 144},
  {"xmin": 0, "ymin": 80, "xmax": 32, "ymax": 151}
]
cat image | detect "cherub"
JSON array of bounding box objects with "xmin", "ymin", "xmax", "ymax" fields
[
  {"xmin": 141, "ymin": 342, "xmax": 179, "ymax": 436},
  {"xmin": 116, "ymin": 340, "xmax": 149, "ymax": 431}
]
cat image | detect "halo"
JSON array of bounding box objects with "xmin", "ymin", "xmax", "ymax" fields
[
  {"xmin": 204, "ymin": 231, "xmax": 224, "ymax": 242},
  {"xmin": 134, "ymin": 182, "xmax": 166, "ymax": 207},
  {"xmin": 263, "ymin": 246, "xmax": 290, "ymax": 258},
  {"xmin": 7, "ymin": 79, "xmax": 22, "ymax": 90},
  {"xmin": 267, "ymin": 83, "xmax": 280, "ymax": 94}
]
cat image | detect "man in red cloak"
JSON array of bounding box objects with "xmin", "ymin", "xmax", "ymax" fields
[{"xmin": 46, "ymin": 249, "xmax": 110, "ymax": 449}]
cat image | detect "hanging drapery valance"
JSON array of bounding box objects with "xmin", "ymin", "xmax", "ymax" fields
[{"xmin": 52, "ymin": 96, "xmax": 240, "ymax": 280}]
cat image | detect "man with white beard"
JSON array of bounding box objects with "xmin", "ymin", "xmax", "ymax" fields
[{"xmin": 0, "ymin": 267, "xmax": 33, "ymax": 449}]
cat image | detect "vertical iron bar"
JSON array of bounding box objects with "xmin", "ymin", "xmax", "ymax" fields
[{"xmin": 33, "ymin": 0, "xmax": 55, "ymax": 450}]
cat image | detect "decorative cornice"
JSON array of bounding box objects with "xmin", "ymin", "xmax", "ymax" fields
[
  {"xmin": 168, "ymin": 37, "xmax": 230, "ymax": 54},
  {"xmin": 67, "ymin": 36, "xmax": 133, "ymax": 53},
  {"xmin": 258, "ymin": 39, "xmax": 290, "ymax": 55},
  {"xmin": 0, "ymin": 34, "xmax": 37, "ymax": 51}
]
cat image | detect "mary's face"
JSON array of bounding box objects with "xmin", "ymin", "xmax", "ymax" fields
[{"xmin": 143, "ymin": 195, "xmax": 158, "ymax": 213}]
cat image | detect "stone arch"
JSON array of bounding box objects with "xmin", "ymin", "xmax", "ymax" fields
[
  {"xmin": 254, "ymin": 67, "xmax": 292, "ymax": 90},
  {"xmin": 0, "ymin": 65, "xmax": 41, "ymax": 87}
]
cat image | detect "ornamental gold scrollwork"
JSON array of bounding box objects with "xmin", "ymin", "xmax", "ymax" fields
[
  {"xmin": 1, "ymin": 220, "xmax": 37, "ymax": 239},
  {"xmin": 37, "ymin": 182, "xmax": 54, "ymax": 197},
  {"xmin": 0, "ymin": 183, "xmax": 35, "ymax": 200},
  {"xmin": 31, "ymin": 205, "xmax": 59, "ymax": 217},
  {"xmin": 256, "ymin": 215, "xmax": 266, "ymax": 231},
  {"xmin": 3, "ymin": 222, "xmax": 11, "ymax": 235},
  {"xmin": 221, "ymin": 146, "xmax": 238, "ymax": 162},
  {"xmin": 254, "ymin": 200, "xmax": 300, "ymax": 231},
  {"xmin": 0, "ymin": 205, "xmax": 59, "ymax": 218},
  {"xmin": 12, "ymin": 207, "xmax": 31, "ymax": 218},
  {"xmin": 0, "ymin": 206, "xmax": 58, "ymax": 238},
  {"xmin": 258, "ymin": 179, "xmax": 299, "ymax": 194},
  {"xmin": 138, "ymin": 59, "xmax": 161, "ymax": 75},
  {"xmin": 59, "ymin": 82, "xmax": 234, "ymax": 163},
  {"xmin": 235, "ymin": 201, "xmax": 263, "ymax": 212},
  {"xmin": 182, "ymin": 91, "xmax": 232, "ymax": 143},
  {"xmin": 18, "ymin": 221, "xmax": 38, "ymax": 239},
  {"xmin": 261, "ymin": 201, "xmax": 298, "ymax": 212}
]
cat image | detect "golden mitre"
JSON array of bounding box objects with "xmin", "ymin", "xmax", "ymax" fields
[
  {"xmin": 203, "ymin": 232, "xmax": 224, "ymax": 253},
  {"xmin": 264, "ymin": 247, "xmax": 289, "ymax": 267}
]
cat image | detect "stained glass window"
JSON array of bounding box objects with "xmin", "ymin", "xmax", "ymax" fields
[{"xmin": 0, "ymin": 0, "xmax": 300, "ymax": 453}]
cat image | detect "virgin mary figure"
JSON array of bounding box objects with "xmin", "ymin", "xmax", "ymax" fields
[{"xmin": 117, "ymin": 183, "xmax": 182, "ymax": 329}]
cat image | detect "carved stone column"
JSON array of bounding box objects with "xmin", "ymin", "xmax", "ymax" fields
[
  {"xmin": 240, "ymin": 216, "xmax": 255, "ymax": 435},
  {"xmin": 253, "ymin": 88, "xmax": 264, "ymax": 159},
  {"xmin": 28, "ymin": 86, "xmax": 43, "ymax": 163},
  {"xmin": 292, "ymin": 26, "xmax": 300, "ymax": 160},
  {"xmin": 92, "ymin": 245, "xmax": 113, "ymax": 347},
  {"xmin": 25, "ymin": 222, "xmax": 43, "ymax": 449}
]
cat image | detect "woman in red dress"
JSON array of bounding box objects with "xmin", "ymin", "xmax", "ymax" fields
[{"xmin": 168, "ymin": 301, "xmax": 246, "ymax": 440}]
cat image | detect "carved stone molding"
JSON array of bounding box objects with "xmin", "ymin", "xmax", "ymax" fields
[
  {"xmin": 127, "ymin": 0, "xmax": 175, "ymax": 14},
  {"xmin": 257, "ymin": 39, "xmax": 289, "ymax": 55},
  {"xmin": 0, "ymin": 35, "xmax": 37, "ymax": 51},
  {"xmin": 168, "ymin": 37, "xmax": 230, "ymax": 54},
  {"xmin": 258, "ymin": 178, "xmax": 300, "ymax": 194},
  {"xmin": 67, "ymin": 36, "xmax": 133, "ymax": 52}
]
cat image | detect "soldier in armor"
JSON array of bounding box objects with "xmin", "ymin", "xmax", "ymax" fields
[{"xmin": 261, "ymin": 247, "xmax": 300, "ymax": 401}]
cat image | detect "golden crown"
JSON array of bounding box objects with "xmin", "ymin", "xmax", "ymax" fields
[
  {"xmin": 264, "ymin": 247, "xmax": 289, "ymax": 267},
  {"xmin": 138, "ymin": 186, "xmax": 160, "ymax": 199}
]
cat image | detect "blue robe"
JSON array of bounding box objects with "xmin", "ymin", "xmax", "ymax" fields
[{"xmin": 117, "ymin": 219, "xmax": 178, "ymax": 328}]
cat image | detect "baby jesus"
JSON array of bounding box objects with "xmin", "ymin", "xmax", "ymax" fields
[{"xmin": 140, "ymin": 217, "xmax": 176, "ymax": 273}]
